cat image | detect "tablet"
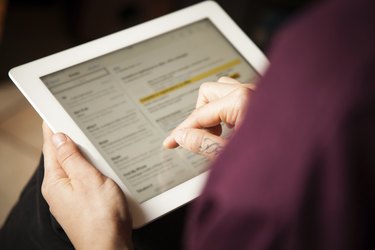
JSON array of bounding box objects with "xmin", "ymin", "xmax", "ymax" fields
[{"xmin": 9, "ymin": 1, "xmax": 269, "ymax": 228}]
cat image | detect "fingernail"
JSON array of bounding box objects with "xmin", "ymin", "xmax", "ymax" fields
[
  {"xmin": 174, "ymin": 130, "xmax": 186, "ymax": 146},
  {"xmin": 52, "ymin": 133, "xmax": 67, "ymax": 148},
  {"xmin": 162, "ymin": 136, "xmax": 172, "ymax": 148}
]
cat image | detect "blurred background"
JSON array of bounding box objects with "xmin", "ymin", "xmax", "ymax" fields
[{"xmin": 0, "ymin": 0, "xmax": 312, "ymax": 226}]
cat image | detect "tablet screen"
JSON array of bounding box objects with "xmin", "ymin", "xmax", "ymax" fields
[{"xmin": 40, "ymin": 19, "xmax": 259, "ymax": 202}]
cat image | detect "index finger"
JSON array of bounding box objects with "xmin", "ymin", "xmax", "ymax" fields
[
  {"xmin": 164, "ymin": 85, "xmax": 252, "ymax": 148},
  {"xmin": 196, "ymin": 81, "xmax": 256, "ymax": 109}
]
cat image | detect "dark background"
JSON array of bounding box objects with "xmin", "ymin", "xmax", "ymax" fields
[{"xmin": 0, "ymin": 0, "xmax": 313, "ymax": 81}]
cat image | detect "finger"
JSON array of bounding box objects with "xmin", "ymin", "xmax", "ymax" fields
[
  {"xmin": 51, "ymin": 132, "xmax": 104, "ymax": 183},
  {"xmin": 218, "ymin": 76, "xmax": 257, "ymax": 92},
  {"xmin": 164, "ymin": 100, "xmax": 228, "ymax": 149},
  {"xmin": 196, "ymin": 81, "xmax": 240, "ymax": 109},
  {"xmin": 164, "ymin": 102, "xmax": 224, "ymax": 149},
  {"xmin": 196, "ymin": 81, "xmax": 255, "ymax": 109},
  {"xmin": 217, "ymin": 76, "xmax": 242, "ymax": 84},
  {"xmin": 244, "ymin": 83, "xmax": 257, "ymax": 91},
  {"xmin": 172, "ymin": 128, "xmax": 226, "ymax": 160},
  {"xmin": 163, "ymin": 87, "xmax": 251, "ymax": 148},
  {"xmin": 42, "ymin": 122, "xmax": 68, "ymax": 183},
  {"xmin": 182, "ymin": 87, "xmax": 251, "ymax": 130},
  {"xmin": 163, "ymin": 124, "xmax": 222, "ymax": 149}
]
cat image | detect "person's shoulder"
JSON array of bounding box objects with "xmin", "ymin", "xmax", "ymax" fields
[
  {"xmin": 268, "ymin": 0, "xmax": 375, "ymax": 64},
  {"xmin": 261, "ymin": 0, "xmax": 375, "ymax": 96},
  {"xmin": 252, "ymin": 0, "xmax": 375, "ymax": 144}
]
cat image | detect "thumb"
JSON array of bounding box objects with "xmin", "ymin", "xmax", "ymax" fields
[
  {"xmin": 172, "ymin": 129, "xmax": 226, "ymax": 160},
  {"xmin": 52, "ymin": 133, "xmax": 101, "ymax": 180}
]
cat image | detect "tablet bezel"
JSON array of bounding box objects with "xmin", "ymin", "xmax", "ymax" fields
[{"xmin": 9, "ymin": 1, "xmax": 269, "ymax": 228}]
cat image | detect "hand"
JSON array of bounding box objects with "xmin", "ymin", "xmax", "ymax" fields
[
  {"xmin": 163, "ymin": 77, "xmax": 255, "ymax": 159},
  {"xmin": 41, "ymin": 123, "xmax": 133, "ymax": 250}
]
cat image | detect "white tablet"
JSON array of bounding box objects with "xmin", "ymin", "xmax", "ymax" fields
[{"xmin": 9, "ymin": 1, "xmax": 269, "ymax": 228}]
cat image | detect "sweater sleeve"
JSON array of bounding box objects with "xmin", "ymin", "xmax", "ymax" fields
[{"xmin": 185, "ymin": 0, "xmax": 375, "ymax": 249}]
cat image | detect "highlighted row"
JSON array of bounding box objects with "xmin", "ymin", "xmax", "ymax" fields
[{"xmin": 139, "ymin": 59, "xmax": 241, "ymax": 104}]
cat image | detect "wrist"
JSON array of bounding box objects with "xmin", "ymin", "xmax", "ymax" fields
[{"xmin": 71, "ymin": 219, "xmax": 134, "ymax": 250}]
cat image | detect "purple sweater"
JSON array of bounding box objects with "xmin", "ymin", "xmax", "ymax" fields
[{"xmin": 185, "ymin": 0, "xmax": 375, "ymax": 249}]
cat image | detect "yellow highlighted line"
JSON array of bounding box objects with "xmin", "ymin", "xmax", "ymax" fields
[{"xmin": 139, "ymin": 59, "xmax": 241, "ymax": 104}]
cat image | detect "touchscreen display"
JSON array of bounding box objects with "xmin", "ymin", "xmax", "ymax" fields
[{"xmin": 41, "ymin": 19, "xmax": 259, "ymax": 202}]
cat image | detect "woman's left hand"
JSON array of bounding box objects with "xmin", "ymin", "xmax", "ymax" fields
[{"xmin": 42, "ymin": 122, "xmax": 133, "ymax": 250}]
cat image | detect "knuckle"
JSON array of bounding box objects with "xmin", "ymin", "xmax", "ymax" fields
[
  {"xmin": 185, "ymin": 130, "xmax": 204, "ymax": 152},
  {"xmin": 199, "ymin": 82, "xmax": 216, "ymax": 94},
  {"xmin": 190, "ymin": 108, "xmax": 200, "ymax": 118},
  {"xmin": 200, "ymin": 81, "xmax": 211, "ymax": 90},
  {"xmin": 236, "ymin": 86, "xmax": 252, "ymax": 96},
  {"xmin": 218, "ymin": 76, "xmax": 229, "ymax": 82},
  {"xmin": 41, "ymin": 182, "xmax": 50, "ymax": 199},
  {"xmin": 230, "ymin": 87, "xmax": 252, "ymax": 124},
  {"xmin": 58, "ymin": 144, "xmax": 81, "ymax": 166},
  {"xmin": 198, "ymin": 82, "xmax": 210, "ymax": 96},
  {"xmin": 233, "ymin": 87, "xmax": 252, "ymax": 104}
]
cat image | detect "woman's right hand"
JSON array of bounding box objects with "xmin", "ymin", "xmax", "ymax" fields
[{"xmin": 163, "ymin": 77, "xmax": 255, "ymax": 160}]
